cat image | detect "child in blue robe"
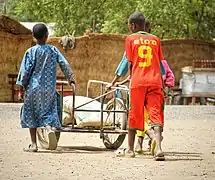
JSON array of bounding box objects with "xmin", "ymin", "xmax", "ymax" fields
[{"xmin": 16, "ymin": 23, "xmax": 75, "ymax": 152}]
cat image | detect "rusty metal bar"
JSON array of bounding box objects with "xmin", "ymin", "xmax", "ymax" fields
[
  {"xmin": 75, "ymin": 89, "xmax": 116, "ymax": 110},
  {"xmin": 87, "ymin": 79, "xmax": 129, "ymax": 97},
  {"xmin": 74, "ymin": 109, "xmax": 126, "ymax": 113},
  {"xmin": 54, "ymin": 128, "xmax": 128, "ymax": 134},
  {"xmin": 100, "ymin": 83, "xmax": 104, "ymax": 134}
]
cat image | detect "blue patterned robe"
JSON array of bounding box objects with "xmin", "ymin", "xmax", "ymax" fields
[{"xmin": 16, "ymin": 44, "xmax": 73, "ymax": 128}]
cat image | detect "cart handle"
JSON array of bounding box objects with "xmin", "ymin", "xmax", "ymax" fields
[
  {"xmin": 87, "ymin": 79, "xmax": 129, "ymax": 97},
  {"xmin": 56, "ymin": 80, "xmax": 76, "ymax": 128},
  {"xmin": 75, "ymin": 89, "xmax": 116, "ymax": 110},
  {"xmin": 56, "ymin": 80, "xmax": 69, "ymax": 85},
  {"xmin": 56, "ymin": 80, "xmax": 76, "ymax": 93}
]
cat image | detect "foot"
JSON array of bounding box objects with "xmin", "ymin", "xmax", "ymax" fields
[
  {"xmin": 115, "ymin": 148, "xmax": 135, "ymax": 158},
  {"xmin": 135, "ymin": 142, "xmax": 143, "ymax": 154},
  {"xmin": 151, "ymin": 136, "xmax": 164, "ymax": 156},
  {"xmin": 23, "ymin": 144, "xmax": 38, "ymax": 152},
  {"xmin": 51, "ymin": 127, "xmax": 56, "ymax": 131},
  {"xmin": 154, "ymin": 150, "xmax": 165, "ymax": 161},
  {"xmin": 48, "ymin": 131, "xmax": 57, "ymax": 150}
]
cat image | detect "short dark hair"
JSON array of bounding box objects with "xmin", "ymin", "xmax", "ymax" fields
[
  {"xmin": 32, "ymin": 23, "xmax": 48, "ymax": 39},
  {"xmin": 128, "ymin": 12, "xmax": 145, "ymax": 27},
  {"xmin": 145, "ymin": 19, "xmax": 150, "ymax": 28}
]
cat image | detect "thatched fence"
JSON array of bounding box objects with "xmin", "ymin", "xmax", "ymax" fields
[
  {"xmin": 0, "ymin": 15, "xmax": 215, "ymax": 102},
  {"xmin": 0, "ymin": 15, "xmax": 32, "ymax": 102},
  {"xmin": 47, "ymin": 35, "xmax": 215, "ymax": 97}
]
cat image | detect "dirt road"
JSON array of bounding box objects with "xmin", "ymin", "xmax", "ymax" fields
[{"xmin": 0, "ymin": 104, "xmax": 215, "ymax": 180}]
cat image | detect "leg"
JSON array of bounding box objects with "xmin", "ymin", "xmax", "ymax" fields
[
  {"xmin": 23, "ymin": 128, "xmax": 38, "ymax": 152},
  {"xmin": 145, "ymin": 87, "xmax": 165, "ymax": 160},
  {"xmin": 128, "ymin": 87, "xmax": 146, "ymax": 152},
  {"xmin": 143, "ymin": 109, "xmax": 154, "ymax": 150},
  {"xmin": 137, "ymin": 136, "xmax": 144, "ymax": 149},
  {"xmin": 135, "ymin": 130, "xmax": 144, "ymax": 153},
  {"xmin": 135, "ymin": 107, "xmax": 149, "ymax": 153},
  {"xmin": 115, "ymin": 87, "xmax": 146, "ymax": 158},
  {"xmin": 145, "ymin": 128, "xmax": 154, "ymax": 140},
  {"xmin": 135, "ymin": 118, "xmax": 152, "ymax": 152},
  {"xmin": 153, "ymin": 126, "xmax": 163, "ymax": 155},
  {"xmin": 145, "ymin": 128, "xmax": 154, "ymax": 150},
  {"xmin": 128, "ymin": 129, "xmax": 136, "ymax": 152},
  {"xmin": 45, "ymin": 125, "xmax": 57, "ymax": 150},
  {"xmin": 29, "ymin": 128, "xmax": 37, "ymax": 146},
  {"xmin": 115, "ymin": 129, "xmax": 136, "ymax": 158}
]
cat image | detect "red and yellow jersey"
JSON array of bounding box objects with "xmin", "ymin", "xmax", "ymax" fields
[{"xmin": 125, "ymin": 31, "xmax": 163, "ymax": 88}]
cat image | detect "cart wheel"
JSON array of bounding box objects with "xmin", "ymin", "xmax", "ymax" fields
[
  {"xmin": 37, "ymin": 128, "xmax": 61, "ymax": 150},
  {"xmin": 102, "ymin": 98, "xmax": 127, "ymax": 150}
]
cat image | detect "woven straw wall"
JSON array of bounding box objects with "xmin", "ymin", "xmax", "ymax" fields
[
  {"xmin": 0, "ymin": 15, "xmax": 32, "ymax": 102},
  {"xmin": 48, "ymin": 34, "xmax": 215, "ymax": 97},
  {"xmin": 0, "ymin": 18, "xmax": 214, "ymax": 102}
]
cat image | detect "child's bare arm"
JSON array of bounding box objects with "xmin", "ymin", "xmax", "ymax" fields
[
  {"xmin": 107, "ymin": 54, "xmax": 131, "ymax": 89},
  {"xmin": 117, "ymin": 76, "xmax": 130, "ymax": 85}
]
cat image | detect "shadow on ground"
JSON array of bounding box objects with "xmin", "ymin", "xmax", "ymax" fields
[
  {"xmin": 36, "ymin": 145, "xmax": 113, "ymax": 154},
  {"xmin": 134, "ymin": 151, "xmax": 203, "ymax": 161},
  {"xmin": 36, "ymin": 146, "xmax": 203, "ymax": 162},
  {"xmin": 164, "ymin": 151, "xmax": 203, "ymax": 161}
]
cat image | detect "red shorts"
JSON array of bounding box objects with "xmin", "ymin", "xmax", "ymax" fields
[{"xmin": 128, "ymin": 86, "xmax": 164, "ymax": 131}]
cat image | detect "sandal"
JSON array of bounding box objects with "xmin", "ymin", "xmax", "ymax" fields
[
  {"xmin": 135, "ymin": 145, "xmax": 143, "ymax": 154},
  {"xmin": 135, "ymin": 148, "xmax": 143, "ymax": 154},
  {"xmin": 154, "ymin": 151, "xmax": 165, "ymax": 161},
  {"xmin": 115, "ymin": 148, "xmax": 135, "ymax": 158},
  {"xmin": 48, "ymin": 131, "xmax": 57, "ymax": 150},
  {"xmin": 23, "ymin": 144, "xmax": 38, "ymax": 152}
]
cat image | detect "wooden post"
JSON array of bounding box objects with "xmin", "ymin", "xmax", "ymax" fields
[
  {"xmin": 12, "ymin": 77, "xmax": 15, "ymax": 102},
  {"xmin": 183, "ymin": 97, "xmax": 188, "ymax": 105},
  {"xmin": 191, "ymin": 97, "xmax": 196, "ymax": 105}
]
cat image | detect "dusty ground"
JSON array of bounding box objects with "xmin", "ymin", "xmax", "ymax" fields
[{"xmin": 0, "ymin": 104, "xmax": 215, "ymax": 180}]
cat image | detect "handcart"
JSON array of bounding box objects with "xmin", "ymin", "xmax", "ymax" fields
[{"xmin": 37, "ymin": 80, "xmax": 129, "ymax": 150}]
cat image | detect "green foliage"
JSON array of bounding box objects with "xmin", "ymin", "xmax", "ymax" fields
[
  {"xmin": 101, "ymin": 0, "xmax": 138, "ymax": 34},
  {"xmin": 6, "ymin": 0, "xmax": 215, "ymax": 40}
]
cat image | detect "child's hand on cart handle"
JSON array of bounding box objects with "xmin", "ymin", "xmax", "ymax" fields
[
  {"xmin": 106, "ymin": 75, "xmax": 121, "ymax": 90},
  {"xmin": 106, "ymin": 82, "xmax": 115, "ymax": 90},
  {"xmin": 162, "ymin": 88, "xmax": 167, "ymax": 98},
  {"xmin": 69, "ymin": 76, "xmax": 76, "ymax": 85}
]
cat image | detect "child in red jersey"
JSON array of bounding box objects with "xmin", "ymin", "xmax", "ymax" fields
[{"xmin": 118, "ymin": 12, "xmax": 165, "ymax": 160}]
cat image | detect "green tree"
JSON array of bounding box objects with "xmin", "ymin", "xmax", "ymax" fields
[
  {"xmin": 101, "ymin": 0, "xmax": 215, "ymax": 40},
  {"xmin": 6, "ymin": 0, "xmax": 215, "ymax": 40},
  {"xmin": 7, "ymin": 0, "xmax": 106, "ymax": 36},
  {"xmin": 101, "ymin": 0, "xmax": 139, "ymax": 34}
]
